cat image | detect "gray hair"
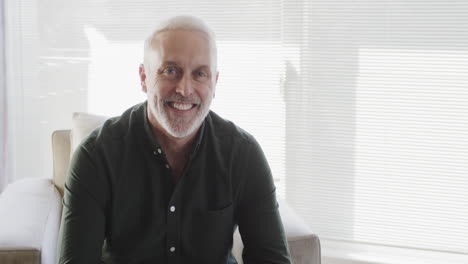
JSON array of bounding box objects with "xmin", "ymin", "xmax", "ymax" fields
[{"xmin": 143, "ymin": 16, "xmax": 218, "ymax": 72}]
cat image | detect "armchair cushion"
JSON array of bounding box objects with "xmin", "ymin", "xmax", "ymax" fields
[
  {"xmin": 0, "ymin": 178, "xmax": 62, "ymax": 264},
  {"xmin": 70, "ymin": 112, "xmax": 108, "ymax": 155}
]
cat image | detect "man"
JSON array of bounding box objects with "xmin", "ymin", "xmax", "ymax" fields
[{"xmin": 57, "ymin": 16, "xmax": 291, "ymax": 264}]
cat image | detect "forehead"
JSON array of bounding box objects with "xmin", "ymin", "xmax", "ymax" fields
[{"xmin": 150, "ymin": 30, "xmax": 215, "ymax": 67}]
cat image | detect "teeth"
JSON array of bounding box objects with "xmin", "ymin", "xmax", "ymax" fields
[{"xmin": 171, "ymin": 102, "xmax": 193, "ymax": 110}]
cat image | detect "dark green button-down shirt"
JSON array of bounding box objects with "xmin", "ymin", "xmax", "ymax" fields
[{"xmin": 57, "ymin": 102, "xmax": 291, "ymax": 264}]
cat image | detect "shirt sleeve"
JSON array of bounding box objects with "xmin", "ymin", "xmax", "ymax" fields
[
  {"xmin": 57, "ymin": 140, "xmax": 109, "ymax": 264},
  {"xmin": 237, "ymin": 137, "xmax": 292, "ymax": 264}
]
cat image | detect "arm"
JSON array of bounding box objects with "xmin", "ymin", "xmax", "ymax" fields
[
  {"xmin": 237, "ymin": 138, "xmax": 292, "ymax": 264},
  {"xmin": 57, "ymin": 140, "xmax": 109, "ymax": 264}
]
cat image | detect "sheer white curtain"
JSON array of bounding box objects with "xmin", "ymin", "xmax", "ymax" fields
[{"xmin": 0, "ymin": 0, "xmax": 9, "ymax": 193}]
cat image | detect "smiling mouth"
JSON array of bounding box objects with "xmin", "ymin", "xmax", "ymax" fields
[{"xmin": 167, "ymin": 102, "xmax": 198, "ymax": 111}]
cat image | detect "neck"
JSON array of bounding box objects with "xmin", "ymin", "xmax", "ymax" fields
[
  {"xmin": 157, "ymin": 130, "xmax": 197, "ymax": 155},
  {"xmin": 149, "ymin": 120, "xmax": 198, "ymax": 155},
  {"xmin": 147, "ymin": 112, "xmax": 200, "ymax": 179},
  {"xmin": 155, "ymin": 125, "xmax": 198, "ymax": 183}
]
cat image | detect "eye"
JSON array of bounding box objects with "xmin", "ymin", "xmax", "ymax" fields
[
  {"xmin": 194, "ymin": 70, "xmax": 209, "ymax": 82},
  {"xmin": 163, "ymin": 67, "xmax": 177, "ymax": 75},
  {"xmin": 159, "ymin": 67, "xmax": 180, "ymax": 80}
]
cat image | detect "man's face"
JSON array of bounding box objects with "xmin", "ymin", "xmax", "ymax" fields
[{"xmin": 140, "ymin": 30, "xmax": 218, "ymax": 138}]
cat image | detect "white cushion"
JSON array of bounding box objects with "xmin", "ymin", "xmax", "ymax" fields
[
  {"xmin": 278, "ymin": 199, "xmax": 313, "ymax": 238},
  {"xmin": 0, "ymin": 178, "xmax": 63, "ymax": 264},
  {"xmin": 70, "ymin": 112, "xmax": 108, "ymax": 155}
]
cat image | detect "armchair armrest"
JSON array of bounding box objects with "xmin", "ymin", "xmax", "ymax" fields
[
  {"xmin": 279, "ymin": 199, "xmax": 321, "ymax": 264},
  {"xmin": 52, "ymin": 130, "xmax": 71, "ymax": 196},
  {"xmin": 232, "ymin": 199, "xmax": 321, "ymax": 264}
]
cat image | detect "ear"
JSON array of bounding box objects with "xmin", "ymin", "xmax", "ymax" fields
[
  {"xmin": 213, "ymin": 72, "xmax": 219, "ymax": 98},
  {"xmin": 139, "ymin": 64, "xmax": 147, "ymax": 93}
]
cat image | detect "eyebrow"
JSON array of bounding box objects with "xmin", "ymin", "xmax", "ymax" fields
[
  {"xmin": 195, "ymin": 65, "xmax": 211, "ymax": 71},
  {"xmin": 159, "ymin": 61, "xmax": 178, "ymax": 67},
  {"xmin": 159, "ymin": 62, "xmax": 212, "ymax": 72}
]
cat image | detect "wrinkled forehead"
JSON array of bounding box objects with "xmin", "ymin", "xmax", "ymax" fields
[{"xmin": 148, "ymin": 29, "xmax": 217, "ymax": 70}]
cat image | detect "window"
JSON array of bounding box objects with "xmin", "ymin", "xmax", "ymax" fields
[{"xmin": 5, "ymin": 0, "xmax": 468, "ymax": 262}]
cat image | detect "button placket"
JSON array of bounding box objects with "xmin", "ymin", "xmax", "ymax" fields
[{"xmin": 153, "ymin": 147, "xmax": 164, "ymax": 156}]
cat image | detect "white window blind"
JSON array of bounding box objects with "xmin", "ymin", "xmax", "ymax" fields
[
  {"xmin": 282, "ymin": 0, "xmax": 468, "ymax": 256},
  {"xmin": 5, "ymin": 0, "xmax": 468, "ymax": 260}
]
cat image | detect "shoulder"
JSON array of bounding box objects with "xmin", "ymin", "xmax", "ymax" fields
[
  {"xmin": 80, "ymin": 102, "xmax": 145, "ymax": 153},
  {"xmin": 206, "ymin": 111, "xmax": 257, "ymax": 147},
  {"xmin": 101, "ymin": 103, "xmax": 145, "ymax": 138}
]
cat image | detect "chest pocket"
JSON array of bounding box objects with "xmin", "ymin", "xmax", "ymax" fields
[{"xmin": 190, "ymin": 203, "xmax": 234, "ymax": 263}]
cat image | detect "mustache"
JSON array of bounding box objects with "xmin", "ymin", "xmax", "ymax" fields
[{"xmin": 164, "ymin": 94, "xmax": 201, "ymax": 104}]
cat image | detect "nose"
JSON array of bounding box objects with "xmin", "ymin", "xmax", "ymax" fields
[{"xmin": 175, "ymin": 73, "xmax": 194, "ymax": 97}]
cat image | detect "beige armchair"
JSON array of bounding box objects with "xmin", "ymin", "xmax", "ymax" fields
[{"xmin": 0, "ymin": 113, "xmax": 321, "ymax": 264}]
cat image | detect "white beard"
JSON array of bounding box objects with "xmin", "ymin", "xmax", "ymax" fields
[{"xmin": 151, "ymin": 94, "xmax": 212, "ymax": 138}]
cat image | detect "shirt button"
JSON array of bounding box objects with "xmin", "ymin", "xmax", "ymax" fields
[
  {"xmin": 170, "ymin": 206, "xmax": 176, "ymax": 212},
  {"xmin": 170, "ymin": 246, "xmax": 176, "ymax": 252},
  {"xmin": 165, "ymin": 164, "xmax": 170, "ymax": 169}
]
